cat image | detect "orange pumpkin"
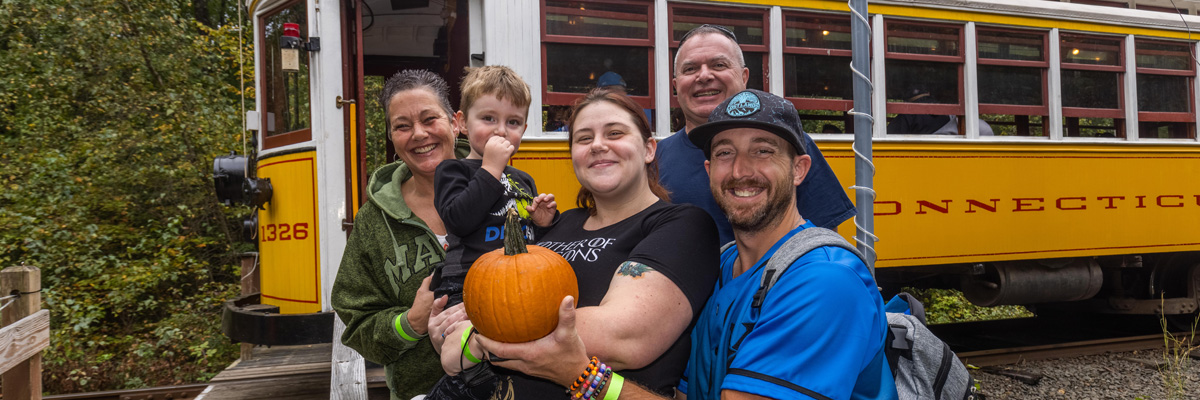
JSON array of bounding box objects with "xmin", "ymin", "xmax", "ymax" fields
[{"xmin": 464, "ymin": 208, "xmax": 579, "ymax": 343}]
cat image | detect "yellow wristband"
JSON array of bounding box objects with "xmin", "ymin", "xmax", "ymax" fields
[
  {"xmin": 604, "ymin": 373, "xmax": 624, "ymax": 400},
  {"xmin": 460, "ymin": 326, "xmax": 482, "ymax": 364}
]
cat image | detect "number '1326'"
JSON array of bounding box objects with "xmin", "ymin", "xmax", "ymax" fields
[{"xmin": 262, "ymin": 223, "xmax": 309, "ymax": 241}]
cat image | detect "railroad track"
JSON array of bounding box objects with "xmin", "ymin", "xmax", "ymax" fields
[
  {"xmin": 957, "ymin": 333, "xmax": 1176, "ymax": 367},
  {"xmin": 935, "ymin": 311, "xmax": 1195, "ymax": 368}
]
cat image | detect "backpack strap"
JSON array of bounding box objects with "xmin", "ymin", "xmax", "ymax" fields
[
  {"xmin": 894, "ymin": 292, "xmax": 928, "ymax": 325},
  {"xmin": 717, "ymin": 241, "xmax": 737, "ymax": 287},
  {"xmin": 753, "ymin": 227, "xmax": 866, "ymax": 309}
]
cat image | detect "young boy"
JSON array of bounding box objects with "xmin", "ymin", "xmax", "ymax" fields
[{"xmin": 433, "ymin": 66, "xmax": 557, "ymax": 306}]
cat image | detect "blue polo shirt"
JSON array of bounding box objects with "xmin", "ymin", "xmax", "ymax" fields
[{"xmin": 680, "ymin": 222, "xmax": 897, "ymax": 400}]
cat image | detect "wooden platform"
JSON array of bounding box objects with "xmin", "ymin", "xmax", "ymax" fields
[{"xmin": 197, "ymin": 344, "xmax": 389, "ymax": 400}]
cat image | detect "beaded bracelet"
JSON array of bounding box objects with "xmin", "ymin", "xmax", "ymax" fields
[
  {"xmin": 567, "ymin": 357, "xmax": 614, "ymax": 400},
  {"xmin": 568, "ymin": 357, "xmax": 600, "ymax": 394},
  {"xmin": 582, "ymin": 366, "xmax": 612, "ymax": 400}
]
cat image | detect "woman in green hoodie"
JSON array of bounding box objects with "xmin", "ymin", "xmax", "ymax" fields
[{"xmin": 331, "ymin": 69, "xmax": 470, "ymax": 400}]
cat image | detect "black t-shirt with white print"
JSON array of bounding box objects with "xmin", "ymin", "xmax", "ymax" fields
[
  {"xmin": 494, "ymin": 200, "xmax": 720, "ymax": 399},
  {"xmin": 434, "ymin": 158, "xmax": 538, "ymax": 279}
]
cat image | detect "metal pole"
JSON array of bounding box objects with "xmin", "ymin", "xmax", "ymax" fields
[{"xmin": 849, "ymin": 0, "xmax": 877, "ymax": 275}]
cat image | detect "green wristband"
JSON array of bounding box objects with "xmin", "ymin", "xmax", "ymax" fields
[
  {"xmin": 604, "ymin": 373, "xmax": 624, "ymax": 400},
  {"xmin": 461, "ymin": 326, "xmax": 482, "ymax": 364},
  {"xmin": 395, "ymin": 311, "xmax": 426, "ymax": 342}
]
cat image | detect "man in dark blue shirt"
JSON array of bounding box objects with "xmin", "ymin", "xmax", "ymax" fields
[{"xmin": 657, "ymin": 24, "xmax": 855, "ymax": 245}]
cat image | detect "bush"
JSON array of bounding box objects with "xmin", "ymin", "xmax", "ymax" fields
[
  {"xmin": 901, "ymin": 287, "xmax": 1034, "ymax": 324},
  {"xmin": 1, "ymin": 0, "xmax": 253, "ymax": 392}
]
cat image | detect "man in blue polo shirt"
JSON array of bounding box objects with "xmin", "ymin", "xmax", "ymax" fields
[
  {"xmin": 476, "ymin": 89, "xmax": 896, "ymax": 400},
  {"xmin": 658, "ymin": 24, "xmax": 855, "ymax": 246}
]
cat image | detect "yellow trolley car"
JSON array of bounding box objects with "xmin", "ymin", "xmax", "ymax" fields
[{"xmin": 214, "ymin": 0, "xmax": 1200, "ymax": 351}]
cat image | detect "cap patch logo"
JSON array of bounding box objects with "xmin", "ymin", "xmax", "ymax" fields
[{"xmin": 726, "ymin": 91, "xmax": 760, "ymax": 117}]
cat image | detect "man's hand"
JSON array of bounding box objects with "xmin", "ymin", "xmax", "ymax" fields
[
  {"xmin": 481, "ymin": 135, "xmax": 515, "ymax": 179},
  {"xmin": 407, "ymin": 275, "xmax": 435, "ymax": 335},
  {"xmin": 528, "ymin": 193, "xmax": 558, "ymax": 227}
]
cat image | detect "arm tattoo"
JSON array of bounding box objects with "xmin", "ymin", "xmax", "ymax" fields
[{"xmin": 616, "ymin": 261, "xmax": 655, "ymax": 278}]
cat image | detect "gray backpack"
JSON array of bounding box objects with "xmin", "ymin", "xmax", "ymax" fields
[{"xmin": 722, "ymin": 227, "xmax": 978, "ymax": 400}]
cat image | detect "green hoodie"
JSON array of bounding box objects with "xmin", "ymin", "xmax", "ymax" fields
[{"xmin": 332, "ymin": 139, "xmax": 469, "ymax": 400}]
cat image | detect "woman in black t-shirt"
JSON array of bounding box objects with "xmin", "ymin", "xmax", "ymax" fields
[{"xmin": 439, "ymin": 90, "xmax": 720, "ymax": 398}]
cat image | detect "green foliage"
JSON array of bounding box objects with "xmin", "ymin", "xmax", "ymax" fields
[
  {"xmin": 1158, "ymin": 300, "xmax": 1198, "ymax": 399},
  {"xmin": 0, "ymin": 0, "xmax": 253, "ymax": 393},
  {"xmin": 901, "ymin": 287, "xmax": 1034, "ymax": 325},
  {"xmin": 364, "ymin": 75, "xmax": 389, "ymax": 176},
  {"xmin": 799, "ymin": 109, "xmax": 846, "ymax": 134}
]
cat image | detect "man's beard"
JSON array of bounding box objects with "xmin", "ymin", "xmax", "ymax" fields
[{"xmin": 712, "ymin": 173, "xmax": 794, "ymax": 233}]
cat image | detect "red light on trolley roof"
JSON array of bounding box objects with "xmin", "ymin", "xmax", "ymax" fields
[{"xmin": 283, "ymin": 23, "xmax": 300, "ymax": 38}]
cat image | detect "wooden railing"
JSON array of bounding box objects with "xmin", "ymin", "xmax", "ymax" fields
[{"xmin": 1, "ymin": 265, "xmax": 48, "ymax": 400}]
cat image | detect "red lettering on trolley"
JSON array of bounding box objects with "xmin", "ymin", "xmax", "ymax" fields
[
  {"xmin": 965, "ymin": 199, "xmax": 998, "ymax": 213},
  {"xmin": 261, "ymin": 223, "xmax": 310, "ymax": 242},
  {"xmin": 1157, "ymin": 195, "xmax": 1184, "ymax": 208},
  {"xmin": 1097, "ymin": 196, "xmax": 1124, "ymax": 209},
  {"xmin": 875, "ymin": 201, "xmax": 901, "ymax": 216},
  {"xmin": 874, "ymin": 194, "xmax": 1200, "ymax": 216},
  {"xmin": 916, "ymin": 200, "xmax": 952, "ymax": 214},
  {"xmin": 1055, "ymin": 197, "xmax": 1086, "ymax": 211},
  {"xmin": 1013, "ymin": 198, "xmax": 1044, "ymax": 212}
]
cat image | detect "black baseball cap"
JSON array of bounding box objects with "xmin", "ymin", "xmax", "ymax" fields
[{"xmin": 689, "ymin": 89, "xmax": 808, "ymax": 159}]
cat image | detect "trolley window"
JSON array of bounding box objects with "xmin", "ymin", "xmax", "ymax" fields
[
  {"xmin": 1135, "ymin": 39, "xmax": 1194, "ymax": 139},
  {"xmin": 667, "ymin": 3, "xmax": 768, "ymax": 132},
  {"xmin": 260, "ymin": 0, "xmax": 312, "ymax": 148},
  {"xmin": 1069, "ymin": 0, "xmax": 1130, "ymax": 9},
  {"xmin": 884, "ymin": 20, "xmax": 964, "ymax": 135},
  {"xmin": 541, "ymin": 0, "xmax": 654, "ymax": 132},
  {"xmin": 977, "ymin": 28, "xmax": 1048, "ymax": 137},
  {"xmin": 1135, "ymin": 4, "xmax": 1191, "ymax": 14},
  {"xmin": 1060, "ymin": 33, "xmax": 1124, "ymax": 138},
  {"xmin": 783, "ymin": 12, "xmax": 854, "ymax": 134}
]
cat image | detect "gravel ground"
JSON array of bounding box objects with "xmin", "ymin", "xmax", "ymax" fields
[{"xmin": 974, "ymin": 349, "xmax": 1200, "ymax": 399}]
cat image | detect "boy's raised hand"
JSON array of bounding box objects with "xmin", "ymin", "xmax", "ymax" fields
[
  {"xmin": 528, "ymin": 193, "xmax": 557, "ymax": 227},
  {"xmin": 481, "ymin": 135, "xmax": 516, "ymax": 180}
]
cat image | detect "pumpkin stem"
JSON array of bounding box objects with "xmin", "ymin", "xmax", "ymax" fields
[{"xmin": 503, "ymin": 207, "xmax": 527, "ymax": 256}]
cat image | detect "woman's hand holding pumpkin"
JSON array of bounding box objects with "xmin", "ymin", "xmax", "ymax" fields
[{"xmin": 475, "ymin": 296, "xmax": 590, "ymax": 388}]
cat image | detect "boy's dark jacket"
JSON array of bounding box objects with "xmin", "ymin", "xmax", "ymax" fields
[{"xmin": 332, "ymin": 139, "xmax": 470, "ymax": 400}]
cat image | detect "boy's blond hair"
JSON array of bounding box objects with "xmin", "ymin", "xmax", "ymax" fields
[{"xmin": 459, "ymin": 66, "xmax": 532, "ymax": 117}]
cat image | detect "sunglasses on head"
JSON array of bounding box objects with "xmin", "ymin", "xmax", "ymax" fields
[{"xmin": 679, "ymin": 24, "xmax": 738, "ymax": 46}]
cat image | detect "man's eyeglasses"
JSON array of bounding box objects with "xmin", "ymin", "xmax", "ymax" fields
[{"xmin": 678, "ymin": 24, "xmax": 738, "ymax": 47}]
